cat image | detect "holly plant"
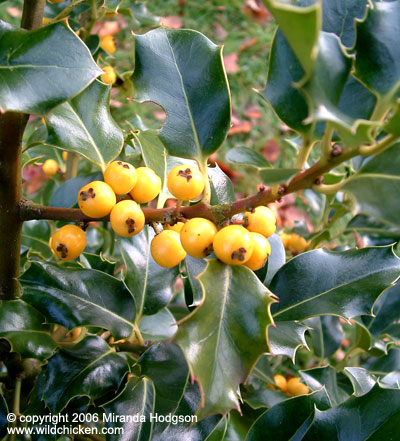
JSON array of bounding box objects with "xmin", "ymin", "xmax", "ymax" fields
[{"xmin": 1, "ymin": 0, "xmax": 400, "ymax": 439}]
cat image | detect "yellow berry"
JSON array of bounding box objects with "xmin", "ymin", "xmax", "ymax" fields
[
  {"xmin": 167, "ymin": 165, "xmax": 205, "ymax": 201},
  {"xmin": 129, "ymin": 167, "xmax": 161, "ymax": 203},
  {"xmin": 289, "ymin": 233, "xmax": 309, "ymax": 252},
  {"xmin": 164, "ymin": 222, "xmax": 184, "ymax": 233},
  {"xmin": 110, "ymin": 200, "xmax": 145, "ymax": 237},
  {"xmin": 62, "ymin": 151, "xmax": 68, "ymax": 162},
  {"xmin": 245, "ymin": 206, "xmax": 276, "ymax": 238},
  {"xmin": 213, "ymin": 225, "xmax": 254, "ymax": 265},
  {"xmin": 42, "ymin": 17, "xmax": 51, "ymax": 24},
  {"xmin": 104, "ymin": 161, "xmax": 137, "ymax": 195},
  {"xmin": 51, "ymin": 225, "xmax": 86, "ymax": 261},
  {"xmin": 245, "ymin": 232, "xmax": 271, "ymax": 271},
  {"xmin": 78, "ymin": 181, "xmax": 116, "ymax": 218},
  {"xmin": 65, "ymin": 327, "xmax": 84, "ymax": 341},
  {"xmin": 180, "ymin": 218, "xmax": 217, "ymax": 258},
  {"xmin": 101, "ymin": 65, "xmax": 117, "ymax": 85},
  {"xmin": 151, "ymin": 230, "xmax": 186, "ymax": 268},
  {"xmin": 279, "ymin": 232, "xmax": 290, "ymax": 248},
  {"xmin": 100, "ymin": 35, "xmax": 116, "ymax": 54},
  {"xmin": 274, "ymin": 374, "xmax": 288, "ymax": 392},
  {"xmin": 287, "ymin": 377, "xmax": 310, "ymax": 396},
  {"xmin": 42, "ymin": 159, "xmax": 59, "ymax": 176}
]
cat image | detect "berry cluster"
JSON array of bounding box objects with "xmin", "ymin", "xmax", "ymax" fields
[
  {"xmin": 49, "ymin": 161, "xmax": 277, "ymax": 273},
  {"xmin": 270, "ymin": 374, "xmax": 310, "ymax": 396}
]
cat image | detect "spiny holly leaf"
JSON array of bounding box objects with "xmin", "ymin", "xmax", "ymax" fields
[
  {"xmin": 175, "ymin": 259, "xmax": 275, "ymax": 418},
  {"xmin": 0, "ymin": 300, "xmax": 57, "ymax": 361},
  {"xmin": 139, "ymin": 308, "xmax": 178, "ymax": 341},
  {"xmin": 306, "ymin": 316, "xmax": 343, "ymax": 358},
  {"xmin": 0, "ymin": 20, "xmax": 101, "ymax": 114},
  {"xmin": 133, "ymin": 28, "xmax": 231, "ymax": 161},
  {"xmin": 354, "ymin": 0, "xmax": 400, "ymax": 102},
  {"xmin": 42, "ymin": 335, "xmax": 128, "ymax": 413},
  {"xmin": 270, "ymin": 246, "xmax": 400, "ymax": 321},
  {"xmin": 102, "ymin": 377, "xmax": 155, "ymax": 441},
  {"xmin": 119, "ymin": 227, "xmax": 179, "ymax": 322},
  {"xmin": 20, "ymin": 261, "xmax": 136, "ymax": 341},
  {"xmin": 243, "ymin": 386, "xmax": 288, "ymax": 410},
  {"xmin": 246, "ymin": 390, "xmax": 331, "ymax": 441},
  {"xmin": 303, "ymin": 384, "xmax": 400, "ymax": 440},
  {"xmin": 362, "ymin": 348, "xmax": 400, "ymax": 377},
  {"xmin": 267, "ymin": 321, "xmax": 309, "ymax": 362},
  {"xmin": 262, "ymin": 0, "xmax": 321, "ymax": 77},
  {"xmin": 344, "ymin": 367, "xmax": 376, "ymax": 397},
  {"xmin": 45, "ymin": 81, "xmax": 124, "ymax": 171},
  {"xmin": 343, "ymin": 144, "xmax": 400, "ymax": 226},
  {"xmin": 300, "ymin": 366, "xmax": 349, "ymax": 406}
]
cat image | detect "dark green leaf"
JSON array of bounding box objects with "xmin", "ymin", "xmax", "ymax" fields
[
  {"xmin": 344, "ymin": 367, "xmax": 376, "ymax": 397},
  {"xmin": 267, "ymin": 321, "xmax": 309, "ymax": 362},
  {"xmin": 21, "ymin": 220, "xmax": 52, "ymax": 260},
  {"xmin": 0, "ymin": 300, "xmax": 56, "ymax": 360},
  {"xmin": 122, "ymin": 3, "xmax": 161, "ymax": 28},
  {"xmin": 343, "ymin": 144, "xmax": 400, "ymax": 226},
  {"xmin": 139, "ymin": 308, "xmax": 178, "ymax": 341},
  {"xmin": 345, "ymin": 214, "xmax": 400, "ymax": 240},
  {"xmin": 243, "ymin": 387, "xmax": 288, "ymax": 410},
  {"xmin": 119, "ymin": 227, "xmax": 179, "ymax": 320},
  {"xmin": 208, "ymin": 164, "xmax": 236, "ymax": 204},
  {"xmin": 20, "ymin": 261, "xmax": 136, "ymax": 340},
  {"xmin": 184, "ymin": 255, "xmax": 207, "ymax": 308},
  {"xmin": 362, "ymin": 348, "xmax": 400, "ymax": 376},
  {"xmin": 79, "ymin": 252, "xmax": 117, "ymax": 275},
  {"xmin": 46, "ymin": 81, "xmax": 124, "ymax": 170},
  {"xmin": 270, "ymin": 246, "xmax": 400, "ymax": 321},
  {"xmin": 133, "ymin": 28, "xmax": 231, "ymax": 160},
  {"xmin": 225, "ymin": 147, "xmax": 271, "ymax": 168},
  {"xmin": 102, "ymin": 377, "xmax": 155, "ymax": 441},
  {"xmin": 43, "ymin": 335, "xmax": 128, "ymax": 413},
  {"xmin": 338, "ymin": 75, "xmax": 376, "ymax": 121},
  {"xmin": 175, "ymin": 260, "xmax": 275, "ymax": 417},
  {"xmin": 259, "ymin": 168, "xmax": 299, "ymax": 186},
  {"xmin": 306, "ymin": 316, "xmax": 343, "ymax": 358},
  {"xmin": 263, "ymin": 233, "xmax": 286, "ymax": 287},
  {"xmin": 0, "ymin": 20, "xmax": 101, "ymax": 114}
]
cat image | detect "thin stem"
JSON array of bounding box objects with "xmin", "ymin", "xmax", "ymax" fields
[
  {"xmin": 312, "ymin": 179, "xmax": 349, "ymax": 194},
  {"xmin": 65, "ymin": 153, "xmax": 79, "ymax": 179},
  {"xmin": 359, "ymin": 133, "xmax": 398, "ymax": 157},
  {"xmin": 198, "ymin": 158, "xmax": 212, "ymax": 204},
  {"xmin": 295, "ymin": 136, "xmax": 314, "ymax": 169},
  {"xmin": 321, "ymin": 123, "xmax": 334, "ymax": 159},
  {"xmin": 9, "ymin": 377, "xmax": 22, "ymax": 441}
]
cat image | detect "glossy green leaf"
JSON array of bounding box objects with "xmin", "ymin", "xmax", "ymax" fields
[
  {"xmin": 43, "ymin": 335, "xmax": 129, "ymax": 413},
  {"xmin": 119, "ymin": 228, "xmax": 179, "ymax": 321},
  {"xmin": 49, "ymin": 172, "xmax": 102, "ymax": 208},
  {"xmin": 246, "ymin": 390, "xmax": 330, "ymax": 441},
  {"xmin": 0, "ymin": 20, "xmax": 102, "ymax": 114},
  {"xmin": 133, "ymin": 28, "xmax": 231, "ymax": 160},
  {"xmin": 225, "ymin": 147, "xmax": 271, "ymax": 168},
  {"xmin": 102, "ymin": 377, "xmax": 155, "ymax": 441},
  {"xmin": 263, "ymin": 233, "xmax": 286, "ymax": 287},
  {"xmin": 20, "ymin": 261, "xmax": 136, "ymax": 341},
  {"xmin": 384, "ymin": 102, "xmax": 400, "ymax": 136},
  {"xmin": 267, "ymin": 321, "xmax": 309, "ymax": 362},
  {"xmin": 303, "ymin": 385, "xmax": 400, "ymax": 440},
  {"xmin": 139, "ymin": 308, "xmax": 178, "ymax": 341},
  {"xmin": 259, "ymin": 167, "xmax": 299, "ymax": 186},
  {"xmin": 343, "ymin": 144, "xmax": 400, "ymax": 226},
  {"xmin": 121, "ymin": 3, "xmax": 161, "ymax": 28},
  {"xmin": 21, "ymin": 220, "xmax": 52, "ymax": 260},
  {"xmin": 175, "ymin": 260, "xmax": 275, "ymax": 418},
  {"xmin": 306, "ymin": 316, "xmax": 343, "ymax": 358},
  {"xmin": 262, "ymin": 0, "xmax": 321, "ymax": 77},
  {"xmin": 79, "ymin": 252, "xmax": 117, "ymax": 275},
  {"xmin": 270, "ymin": 246, "xmax": 400, "ymax": 321},
  {"xmin": 301, "ymin": 366, "xmax": 349, "ymax": 406},
  {"xmin": 184, "ymin": 255, "xmax": 207, "ymax": 308},
  {"xmin": 345, "ymin": 214, "xmax": 400, "ymax": 241},
  {"xmin": 46, "ymin": 81, "xmax": 124, "ymax": 170},
  {"xmin": 363, "ymin": 348, "xmax": 400, "ymax": 376},
  {"xmin": 208, "ymin": 164, "xmax": 236, "ymax": 204},
  {"xmin": 354, "ymin": 0, "xmax": 400, "ymax": 101},
  {"xmin": 344, "ymin": 367, "xmax": 376, "ymax": 397},
  {"xmin": 0, "ymin": 300, "xmax": 57, "ymax": 360},
  {"xmin": 243, "ymin": 387, "xmax": 288, "ymax": 410}
]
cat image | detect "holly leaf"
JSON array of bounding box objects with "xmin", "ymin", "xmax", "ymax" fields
[
  {"xmin": 306, "ymin": 316, "xmax": 343, "ymax": 358},
  {"xmin": 0, "ymin": 20, "xmax": 101, "ymax": 114},
  {"xmin": 21, "ymin": 220, "xmax": 52, "ymax": 260},
  {"xmin": 20, "ymin": 261, "xmax": 136, "ymax": 341},
  {"xmin": 42, "ymin": 335, "xmax": 129, "ymax": 413},
  {"xmin": 259, "ymin": 168, "xmax": 299, "ymax": 186},
  {"xmin": 344, "ymin": 367, "xmax": 376, "ymax": 397},
  {"xmin": 45, "ymin": 81, "xmax": 124, "ymax": 171},
  {"xmin": 267, "ymin": 321, "xmax": 309, "ymax": 362},
  {"xmin": 208, "ymin": 164, "xmax": 236, "ymax": 204},
  {"xmin": 225, "ymin": 147, "xmax": 271, "ymax": 168},
  {"xmin": 270, "ymin": 246, "xmax": 400, "ymax": 321},
  {"xmin": 102, "ymin": 376, "xmax": 155, "ymax": 441},
  {"xmin": 119, "ymin": 227, "xmax": 179, "ymax": 321},
  {"xmin": 139, "ymin": 308, "xmax": 178, "ymax": 342},
  {"xmin": 133, "ymin": 28, "xmax": 231, "ymax": 161},
  {"xmin": 262, "ymin": 233, "xmax": 286, "ymax": 287},
  {"xmin": 0, "ymin": 300, "xmax": 57, "ymax": 360},
  {"xmin": 343, "ymin": 144, "xmax": 400, "ymax": 226},
  {"xmin": 175, "ymin": 260, "xmax": 276, "ymax": 418}
]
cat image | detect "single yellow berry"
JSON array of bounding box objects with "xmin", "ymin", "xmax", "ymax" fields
[
  {"xmin": 104, "ymin": 161, "xmax": 137, "ymax": 195},
  {"xmin": 101, "ymin": 65, "xmax": 117, "ymax": 85},
  {"xmin": 42, "ymin": 17, "xmax": 51, "ymax": 24},
  {"xmin": 245, "ymin": 206, "xmax": 276, "ymax": 238},
  {"xmin": 100, "ymin": 35, "xmax": 116, "ymax": 54},
  {"xmin": 273, "ymin": 374, "xmax": 288, "ymax": 392},
  {"xmin": 51, "ymin": 225, "xmax": 86, "ymax": 261},
  {"xmin": 110, "ymin": 200, "xmax": 145, "ymax": 237},
  {"xmin": 77, "ymin": 181, "xmax": 116, "ymax": 218},
  {"xmin": 42, "ymin": 159, "xmax": 59, "ymax": 176},
  {"xmin": 213, "ymin": 225, "xmax": 254, "ymax": 265},
  {"xmin": 287, "ymin": 377, "xmax": 310, "ymax": 396},
  {"xmin": 62, "ymin": 151, "xmax": 68, "ymax": 162},
  {"xmin": 244, "ymin": 232, "xmax": 271, "ymax": 271},
  {"xmin": 65, "ymin": 327, "xmax": 84, "ymax": 342},
  {"xmin": 180, "ymin": 218, "xmax": 217, "ymax": 258},
  {"xmin": 151, "ymin": 230, "xmax": 186, "ymax": 268},
  {"xmin": 164, "ymin": 222, "xmax": 184, "ymax": 233},
  {"xmin": 167, "ymin": 165, "xmax": 205, "ymax": 201},
  {"xmin": 279, "ymin": 232, "xmax": 290, "ymax": 248},
  {"xmin": 129, "ymin": 167, "xmax": 161, "ymax": 203},
  {"xmin": 289, "ymin": 233, "xmax": 309, "ymax": 252}
]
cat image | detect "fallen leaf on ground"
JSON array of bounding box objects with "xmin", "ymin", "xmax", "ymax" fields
[
  {"xmin": 160, "ymin": 16, "xmax": 183, "ymax": 29},
  {"xmin": 223, "ymin": 53, "xmax": 239, "ymax": 74}
]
